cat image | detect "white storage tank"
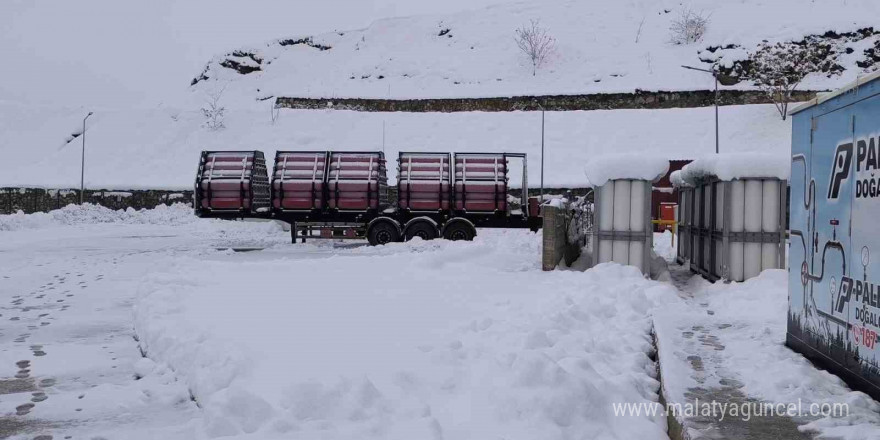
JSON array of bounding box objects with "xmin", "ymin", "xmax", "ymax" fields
[
  {"xmin": 585, "ymin": 154, "xmax": 669, "ymax": 275},
  {"xmin": 673, "ymin": 154, "xmax": 788, "ymax": 282}
]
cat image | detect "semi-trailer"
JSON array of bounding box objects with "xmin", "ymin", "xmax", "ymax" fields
[{"xmin": 194, "ymin": 150, "xmax": 542, "ymax": 245}]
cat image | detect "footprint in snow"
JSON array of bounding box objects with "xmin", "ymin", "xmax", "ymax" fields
[{"xmin": 15, "ymin": 402, "xmax": 35, "ymax": 415}]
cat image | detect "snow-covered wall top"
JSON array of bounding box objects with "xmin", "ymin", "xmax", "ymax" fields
[
  {"xmin": 191, "ymin": 0, "xmax": 880, "ymax": 108},
  {"xmin": 674, "ymin": 153, "xmax": 790, "ymax": 187},
  {"xmin": 584, "ymin": 154, "xmax": 670, "ymax": 187}
]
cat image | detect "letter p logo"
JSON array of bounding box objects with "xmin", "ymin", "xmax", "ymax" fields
[{"xmin": 828, "ymin": 143, "xmax": 853, "ymax": 200}]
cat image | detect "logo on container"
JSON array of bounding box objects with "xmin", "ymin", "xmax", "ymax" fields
[{"xmin": 828, "ymin": 142, "xmax": 853, "ymax": 200}]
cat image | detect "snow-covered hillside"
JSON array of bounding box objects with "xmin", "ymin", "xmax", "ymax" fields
[
  {"xmin": 0, "ymin": 0, "xmax": 510, "ymax": 109},
  {"xmin": 192, "ymin": 0, "xmax": 880, "ymax": 106},
  {"xmin": 3, "ymin": 0, "xmax": 878, "ymax": 190},
  {"xmin": 0, "ymin": 102, "xmax": 788, "ymax": 189}
]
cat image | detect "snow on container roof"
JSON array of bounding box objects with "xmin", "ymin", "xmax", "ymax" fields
[
  {"xmin": 669, "ymin": 170, "xmax": 689, "ymax": 188},
  {"xmin": 789, "ymin": 70, "xmax": 880, "ymax": 116},
  {"xmin": 583, "ymin": 154, "xmax": 669, "ymax": 187},
  {"xmin": 673, "ymin": 153, "xmax": 789, "ymax": 187}
]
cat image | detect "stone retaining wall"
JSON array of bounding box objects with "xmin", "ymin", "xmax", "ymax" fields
[
  {"xmin": 276, "ymin": 90, "xmax": 819, "ymax": 113},
  {"xmin": 1, "ymin": 188, "xmax": 193, "ymax": 215}
]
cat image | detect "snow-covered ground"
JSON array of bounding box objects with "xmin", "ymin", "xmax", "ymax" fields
[
  {"xmin": 655, "ymin": 267, "xmax": 880, "ymax": 440},
  {"xmin": 4, "ymin": 204, "xmax": 880, "ymax": 439},
  {"xmin": 0, "ymin": 205, "xmax": 287, "ymax": 439},
  {"xmin": 1, "ymin": 204, "xmax": 681, "ymax": 439},
  {"xmin": 134, "ymin": 228, "xmax": 681, "ymax": 439},
  {"xmin": 0, "ymin": 102, "xmax": 788, "ymax": 189}
]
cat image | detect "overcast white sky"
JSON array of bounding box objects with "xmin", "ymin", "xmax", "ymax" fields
[{"xmin": 0, "ymin": 0, "xmax": 511, "ymax": 108}]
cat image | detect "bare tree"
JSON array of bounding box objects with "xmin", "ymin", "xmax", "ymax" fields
[
  {"xmin": 202, "ymin": 86, "xmax": 227, "ymax": 131},
  {"xmin": 515, "ymin": 20, "xmax": 556, "ymax": 76},
  {"xmin": 751, "ymin": 42, "xmax": 820, "ymax": 120},
  {"xmin": 669, "ymin": 8, "xmax": 709, "ymax": 45}
]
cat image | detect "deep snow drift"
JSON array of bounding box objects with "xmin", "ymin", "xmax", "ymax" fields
[{"xmin": 134, "ymin": 230, "xmax": 682, "ymax": 439}]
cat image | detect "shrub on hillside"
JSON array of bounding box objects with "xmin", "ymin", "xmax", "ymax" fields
[
  {"xmin": 515, "ymin": 20, "xmax": 556, "ymax": 76},
  {"xmin": 669, "ymin": 8, "xmax": 709, "ymax": 45},
  {"xmin": 751, "ymin": 42, "xmax": 822, "ymax": 120}
]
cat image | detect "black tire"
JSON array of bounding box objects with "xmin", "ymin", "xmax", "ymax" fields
[
  {"xmin": 442, "ymin": 221, "xmax": 475, "ymax": 241},
  {"xmin": 367, "ymin": 221, "xmax": 400, "ymax": 246},
  {"xmin": 405, "ymin": 221, "xmax": 438, "ymax": 241}
]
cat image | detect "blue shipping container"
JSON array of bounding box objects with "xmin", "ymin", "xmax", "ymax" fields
[{"xmin": 789, "ymin": 71, "xmax": 880, "ymax": 399}]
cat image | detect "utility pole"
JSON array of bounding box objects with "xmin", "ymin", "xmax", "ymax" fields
[
  {"xmin": 535, "ymin": 101, "xmax": 545, "ymax": 203},
  {"xmin": 80, "ymin": 111, "xmax": 93, "ymax": 204},
  {"xmin": 682, "ymin": 65, "xmax": 720, "ymax": 154}
]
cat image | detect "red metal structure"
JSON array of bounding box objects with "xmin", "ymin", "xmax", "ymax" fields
[
  {"xmin": 195, "ymin": 150, "xmax": 541, "ymax": 245},
  {"xmin": 652, "ymin": 159, "xmax": 690, "ymax": 231},
  {"xmin": 195, "ymin": 151, "xmax": 270, "ymax": 213}
]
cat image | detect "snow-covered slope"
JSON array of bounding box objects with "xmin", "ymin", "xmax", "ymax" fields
[
  {"xmin": 0, "ymin": 0, "xmax": 510, "ymax": 109},
  {"xmin": 4, "ymin": 0, "xmax": 878, "ymax": 190},
  {"xmin": 0, "ymin": 102, "xmax": 788, "ymax": 189},
  {"xmin": 192, "ymin": 0, "xmax": 880, "ymax": 106}
]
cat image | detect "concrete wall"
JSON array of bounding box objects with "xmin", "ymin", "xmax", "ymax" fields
[{"xmin": 1, "ymin": 188, "xmax": 193, "ymax": 215}]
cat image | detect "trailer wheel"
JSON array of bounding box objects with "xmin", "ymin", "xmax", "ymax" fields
[
  {"xmin": 367, "ymin": 221, "xmax": 400, "ymax": 246},
  {"xmin": 405, "ymin": 221, "xmax": 438, "ymax": 241},
  {"xmin": 442, "ymin": 221, "xmax": 475, "ymax": 241}
]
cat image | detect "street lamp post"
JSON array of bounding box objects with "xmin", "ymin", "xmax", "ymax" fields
[
  {"xmin": 534, "ymin": 101, "xmax": 545, "ymax": 203},
  {"xmin": 80, "ymin": 112, "xmax": 93, "ymax": 204},
  {"xmin": 682, "ymin": 65, "xmax": 719, "ymax": 154}
]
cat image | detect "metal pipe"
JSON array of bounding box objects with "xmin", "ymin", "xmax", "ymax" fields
[
  {"xmin": 80, "ymin": 111, "xmax": 93, "ymax": 204},
  {"xmin": 714, "ymin": 75, "xmax": 719, "ymax": 154},
  {"xmin": 792, "ymin": 230, "xmax": 847, "ymax": 284},
  {"xmin": 681, "ymin": 65, "xmax": 719, "ymax": 154},
  {"xmin": 540, "ymin": 105, "xmax": 545, "ymax": 203}
]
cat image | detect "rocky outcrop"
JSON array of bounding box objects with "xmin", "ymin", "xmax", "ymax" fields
[{"xmin": 702, "ymin": 27, "xmax": 880, "ymax": 85}]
